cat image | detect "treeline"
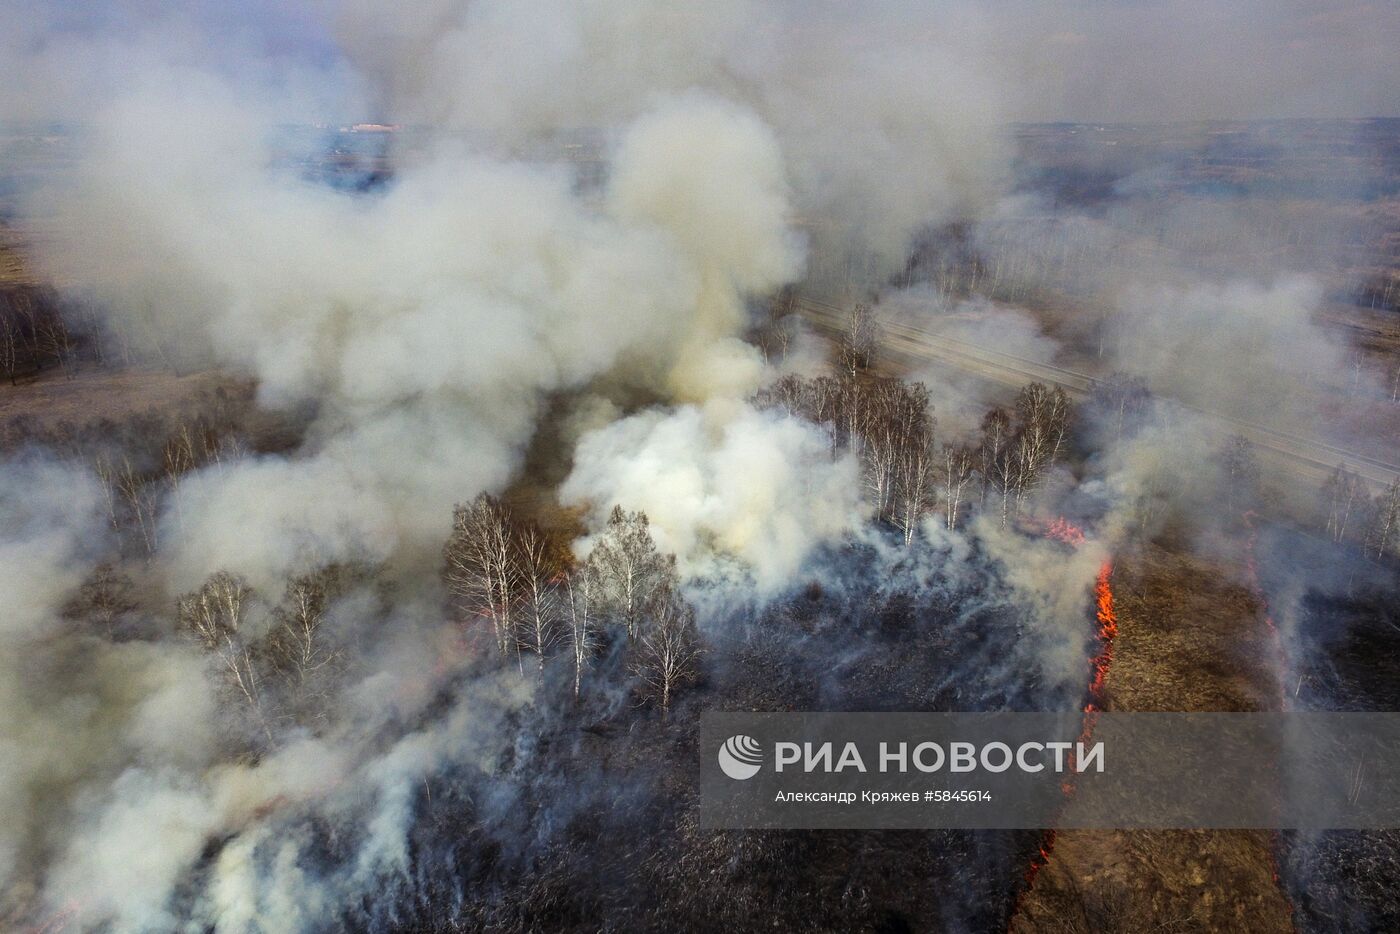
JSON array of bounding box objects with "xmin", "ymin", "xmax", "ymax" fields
[
  {"xmin": 0, "ymin": 288, "xmax": 83, "ymax": 382},
  {"xmin": 0, "ymin": 285, "xmax": 200, "ymax": 385},
  {"xmin": 1319, "ymin": 464, "xmax": 1400, "ymax": 562},
  {"xmin": 444, "ymin": 497, "xmax": 701, "ymax": 715},
  {"xmin": 9, "ymin": 387, "xmax": 262, "ymax": 560},
  {"xmin": 174, "ymin": 564, "xmax": 371, "ymax": 741},
  {"xmin": 755, "ymin": 303, "xmax": 1072, "ymax": 541}
]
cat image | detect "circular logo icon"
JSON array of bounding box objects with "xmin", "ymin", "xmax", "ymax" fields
[{"xmin": 718, "ymin": 734, "xmax": 763, "ymax": 780}]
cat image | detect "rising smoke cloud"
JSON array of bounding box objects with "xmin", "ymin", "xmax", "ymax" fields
[
  {"xmin": 2, "ymin": 4, "xmax": 1017, "ymax": 925},
  {"xmin": 3, "ymin": 1, "xmax": 1393, "ymax": 930}
]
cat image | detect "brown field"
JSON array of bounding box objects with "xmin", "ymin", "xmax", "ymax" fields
[
  {"xmin": 1012, "ymin": 541, "xmax": 1295, "ymax": 932},
  {"xmin": 0, "ymin": 366, "xmax": 235, "ymax": 432}
]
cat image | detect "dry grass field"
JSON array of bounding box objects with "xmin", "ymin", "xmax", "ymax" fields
[{"xmin": 1012, "ymin": 542, "xmax": 1296, "ymax": 932}]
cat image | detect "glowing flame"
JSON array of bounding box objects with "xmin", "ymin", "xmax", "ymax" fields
[
  {"xmin": 1085, "ymin": 561, "xmax": 1117, "ymax": 712},
  {"xmin": 1023, "ymin": 830, "xmax": 1058, "ymax": 885},
  {"xmin": 1015, "ymin": 522, "xmax": 1120, "ymax": 916},
  {"xmin": 1044, "ymin": 517, "xmax": 1088, "ymax": 547}
]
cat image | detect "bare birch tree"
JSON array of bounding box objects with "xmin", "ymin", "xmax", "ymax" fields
[
  {"xmin": 178, "ymin": 571, "xmax": 271, "ymax": 739},
  {"xmin": 630, "ymin": 583, "xmax": 701, "ymax": 717},
  {"xmin": 267, "ymin": 567, "xmax": 347, "ymax": 722},
  {"xmin": 0, "ymin": 312, "xmax": 18, "ymax": 385},
  {"xmin": 516, "ymin": 521, "xmax": 562, "ymax": 672},
  {"xmin": 940, "ymin": 443, "xmax": 977, "ymax": 531},
  {"xmin": 1218, "ymin": 435, "xmax": 1260, "ymax": 517},
  {"xmin": 34, "ymin": 309, "xmax": 74, "ymax": 378},
  {"xmin": 1366, "ymin": 479, "xmax": 1400, "ymax": 560},
  {"xmin": 565, "ymin": 562, "xmax": 600, "ymax": 698},
  {"xmin": 1093, "ymin": 373, "xmax": 1151, "ymax": 442},
  {"xmin": 117, "ymin": 456, "xmax": 158, "ymax": 555},
  {"xmin": 839, "ymin": 302, "xmax": 880, "ymax": 377},
  {"xmin": 444, "ymin": 493, "xmax": 520, "ymax": 657},
  {"xmin": 1009, "ymin": 383, "xmax": 1071, "ymax": 515},
  {"xmin": 589, "ymin": 506, "xmax": 671, "ymax": 640},
  {"xmin": 1321, "ymin": 464, "xmax": 1365, "ymax": 543},
  {"xmin": 67, "ymin": 562, "xmax": 137, "ymax": 637},
  {"xmin": 883, "ymin": 382, "xmax": 936, "ymax": 544},
  {"xmin": 979, "ymin": 407, "xmax": 1011, "ymax": 510}
]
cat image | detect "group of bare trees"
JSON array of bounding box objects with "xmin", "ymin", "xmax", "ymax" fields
[
  {"xmin": 977, "ymin": 383, "xmax": 1073, "ymax": 527},
  {"xmin": 0, "ymin": 281, "xmax": 203, "ymax": 388},
  {"xmin": 1089, "ymin": 372, "xmax": 1152, "ymax": 443},
  {"xmin": 84, "ymin": 415, "xmax": 248, "ymax": 558},
  {"xmin": 0, "ymin": 289, "xmax": 77, "ymax": 382},
  {"xmin": 443, "ymin": 496, "xmax": 700, "ymax": 714},
  {"xmin": 756, "ymin": 304, "xmax": 1072, "ymax": 538},
  {"xmin": 1321, "ymin": 465, "xmax": 1400, "ymax": 561},
  {"xmin": 175, "ymin": 564, "xmax": 355, "ymax": 741}
]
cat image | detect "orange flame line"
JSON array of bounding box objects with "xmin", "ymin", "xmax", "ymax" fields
[{"xmin": 1013, "ymin": 534, "xmax": 1119, "ymax": 926}]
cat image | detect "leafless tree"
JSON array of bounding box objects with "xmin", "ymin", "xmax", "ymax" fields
[
  {"xmin": 874, "ymin": 381, "xmax": 936, "ymax": 544},
  {"xmin": 0, "ymin": 312, "xmax": 18, "ymax": 385},
  {"xmin": 162, "ymin": 423, "xmax": 199, "ymax": 532},
  {"xmin": 630, "ymin": 583, "xmax": 701, "ymax": 717},
  {"xmin": 837, "ymin": 371, "xmax": 866, "ymax": 458},
  {"xmin": 116, "ymin": 456, "xmax": 158, "ymax": 555},
  {"xmin": 34, "ymin": 309, "xmax": 74, "ymax": 378},
  {"xmin": 1093, "ymin": 372, "xmax": 1151, "ymax": 442},
  {"xmin": 1217, "ymin": 435, "xmax": 1260, "ymax": 516},
  {"xmin": 75, "ymin": 304, "xmax": 107, "ymax": 368},
  {"xmin": 267, "ymin": 567, "xmax": 347, "ymax": 721},
  {"xmin": 979, "ymin": 407, "xmax": 1011, "ymax": 509},
  {"xmin": 859, "ymin": 380, "xmax": 902, "ymax": 515},
  {"xmin": 589, "ymin": 505, "xmax": 672, "ymax": 640},
  {"xmin": 67, "ymin": 562, "xmax": 137, "ymax": 637},
  {"xmin": 163, "ymin": 424, "xmax": 198, "ymax": 483},
  {"xmin": 1009, "ymin": 382, "xmax": 1071, "ymax": 515},
  {"xmin": 444, "ymin": 493, "xmax": 520, "ymax": 656},
  {"xmin": 753, "ymin": 373, "xmax": 807, "ymax": 419},
  {"xmin": 808, "ymin": 375, "xmax": 843, "ymax": 444},
  {"xmin": 178, "ymin": 571, "xmax": 270, "ymax": 739},
  {"xmin": 564, "ymin": 563, "xmax": 600, "ymax": 698},
  {"xmin": 839, "ymin": 302, "xmax": 880, "ymax": 377},
  {"xmin": 939, "ymin": 443, "xmax": 977, "ymax": 531},
  {"xmin": 1321, "ymin": 464, "xmax": 1366, "ymax": 544},
  {"xmin": 516, "ymin": 521, "xmax": 562, "ymax": 673},
  {"xmin": 91, "ymin": 454, "xmax": 122, "ymax": 532},
  {"xmin": 753, "ymin": 290, "xmax": 797, "ymax": 364},
  {"xmin": 206, "ymin": 433, "xmax": 250, "ymax": 474},
  {"xmin": 978, "ymin": 407, "xmax": 1016, "ymax": 526},
  {"xmin": 1366, "ymin": 479, "xmax": 1400, "ymax": 561}
]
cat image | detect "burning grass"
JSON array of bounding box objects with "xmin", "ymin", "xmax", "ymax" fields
[{"xmin": 1011, "ymin": 540, "xmax": 1296, "ymax": 932}]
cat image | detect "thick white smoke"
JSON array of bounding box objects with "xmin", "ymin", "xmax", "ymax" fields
[
  {"xmin": 3, "ymin": 13, "xmax": 856, "ymax": 921},
  {"xmin": 563, "ymin": 403, "xmax": 863, "ymax": 591},
  {"xmin": 331, "ymin": 0, "xmax": 1011, "ymax": 272},
  {"xmin": 1108, "ymin": 276, "xmax": 1357, "ymax": 430},
  {"xmin": 34, "ymin": 83, "xmax": 807, "ymax": 590},
  {"xmin": 0, "ymin": 459, "xmax": 216, "ymax": 924}
]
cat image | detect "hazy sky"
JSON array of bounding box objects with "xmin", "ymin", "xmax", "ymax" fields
[
  {"xmin": 1001, "ymin": 0, "xmax": 1400, "ymax": 121},
  {"xmin": 1, "ymin": 0, "xmax": 1397, "ymax": 123}
]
